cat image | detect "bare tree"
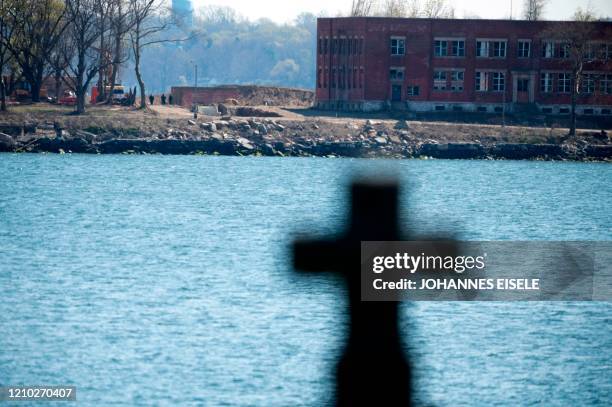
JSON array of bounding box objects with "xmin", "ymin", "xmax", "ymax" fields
[
  {"xmin": 106, "ymin": 0, "xmax": 133, "ymax": 104},
  {"xmin": 523, "ymin": 0, "xmax": 547, "ymax": 21},
  {"xmin": 4, "ymin": 0, "xmax": 70, "ymax": 102},
  {"xmin": 47, "ymin": 29, "xmax": 74, "ymax": 102},
  {"xmin": 62, "ymin": 0, "xmax": 110, "ymax": 113},
  {"xmin": 350, "ymin": 0, "xmax": 377, "ymax": 17},
  {"xmin": 406, "ymin": 0, "xmax": 421, "ymax": 17},
  {"xmin": 541, "ymin": 8, "xmax": 601, "ymax": 135},
  {"xmin": 94, "ymin": 0, "xmax": 115, "ymax": 102},
  {"xmin": 381, "ymin": 0, "xmax": 407, "ymax": 17},
  {"xmin": 128, "ymin": 0, "xmax": 193, "ymax": 109},
  {"xmin": 421, "ymin": 0, "xmax": 454, "ymax": 18},
  {"xmin": 0, "ymin": 0, "xmax": 15, "ymax": 111}
]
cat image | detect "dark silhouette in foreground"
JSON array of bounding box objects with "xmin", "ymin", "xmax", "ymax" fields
[{"xmin": 293, "ymin": 180, "xmax": 411, "ymax": 406}]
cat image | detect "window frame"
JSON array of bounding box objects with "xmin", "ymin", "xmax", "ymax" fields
[
  {"xmin": 557, "ymin": 73, "xmax": 571, "ymax": 93},
  {"xmin": 434, "ymin": 40, "xmax": 447, "ymax": 57},
  {"xmin": 389, "ymin": 67, "xmax": 405, "ymax": 81},
  {"xmin": 390, "ymin": 36, "xmax": 406, "ymax": 56},
  {"xmin": 540, "ymin": 72, "xmax": 553, "ymax": 93},
  {"xmin": 492, "ymin": 72, "xmax": 505, "ymax": 92},
  {"xmin": 517, "ymin": 40, "xmax": 531, "ymax": 58},
  {"xmin": 475, "ymin": 71, "xmax": 488, "ymax": 92}
]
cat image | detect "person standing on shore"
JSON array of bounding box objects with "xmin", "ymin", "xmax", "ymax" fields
[
  {"xmin": 149, "ymin": 95, "xmax": 154, "ymax": 105},
  {"xmin": 168, "ymin": 95, "xmax": 173, "ymax": 105},
  {"xmin": 161, "ymin": 94, "xmax": 166, "ymax": 105}
]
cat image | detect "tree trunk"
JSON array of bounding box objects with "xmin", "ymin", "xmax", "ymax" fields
[
  {"xmin": 30, "ymin": 80, "xmax": 41, "ymax": 103},
  {"xmin": 76, "ymin": 85, "xmax": 86, "ymax": 114},
  {"xmin": 0, "ymin": 77, "xmax": 7, "ymax": 112},
  {"xmin": 29, "ymin": 67, "xmax": 45, "ymax": 103},
  {"xmin": 570, "ymin": 70, "xmax": 580, "ymax": 136},
  {"xmin": 134, "ymin": 44, "xmax": 146, "ymax": 109},
  {"xmin": 54, "ymin": 69, "xmax": 62, "ymax": 100},
  {"xmin": 106, "ymin": 31, "xmax": 122, "ymax": 104}
]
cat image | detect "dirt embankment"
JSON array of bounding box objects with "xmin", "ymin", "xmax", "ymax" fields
[{"xmin": 0, "ymin": 105, "xmax": 610, "ymax": 161}]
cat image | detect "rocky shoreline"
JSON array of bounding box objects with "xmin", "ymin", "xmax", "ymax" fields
[{"xmin": 0, "ymin": 116, "xmax": 610, "ymax": 161}]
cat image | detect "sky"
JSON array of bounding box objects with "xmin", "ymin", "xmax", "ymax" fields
[{"xmin": 191, "ymin": 0, "xmax": 612, "ymax": 23}]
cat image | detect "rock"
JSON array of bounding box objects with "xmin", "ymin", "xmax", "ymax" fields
[
  {"xmin": 74, "ymin": 130, "xmax": 97, "ymax": 142},
  {"xmin": 491, "ymin": 143, "xmax": 565, "ymax": 160},
  {"xmin": 394, "ymin": 120, "xmax": 410, "ymax": 129},
  {"xmin": 257, "ymin": 123, "xmax": 268, "ymax": 135},
  {"xmin": 237, "ymin": 137, "xmax": 254, "ymax": 150},
  {"xmin": 218, "ymin": 104, "xmax": 229, "ymax": 115},
  {"xmin": 374, "ymin": 136, "xmax": 387, "ymax": 144},
  {"xmin": 418, "ymin": 143, "xmax": 486, "ymax": 159},
  {"xmin": 188, "ymin": 120, "xmax": 196, "ymax": 125},
  {"xmin": 0, "ymin": 132, "xmax": 15, "ymax": 151},
  {"xmin": 210, "ymin": 133, "xmax": 223, "ymax": 141},
  {"xmin": 274, "ymin": 123, "xmax": 285, "ymax": 131},
  {"xmin": 389, "ymin": 135, "xmax": 401, "ymax": 144},
  {"xmin": 585, "ymin": 145, "xmax": 612, "ymax": 159},
  {"xmin": 199, "ymin": 122, "xmax": 217, "ymax": 132}
]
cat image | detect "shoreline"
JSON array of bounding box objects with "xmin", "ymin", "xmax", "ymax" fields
[{"xmin": 0, "ymin": 105, "xmax": 610, "ymax": 162}]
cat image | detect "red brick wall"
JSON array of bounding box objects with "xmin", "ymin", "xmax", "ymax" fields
[{"xmin": 316, "ymin": 17, "xmax": 612, "ymax": 107}]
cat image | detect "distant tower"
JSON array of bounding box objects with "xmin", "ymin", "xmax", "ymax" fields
[{"xmin": 172, "ymin": 0, "xmax": 193, "ymax": 27}]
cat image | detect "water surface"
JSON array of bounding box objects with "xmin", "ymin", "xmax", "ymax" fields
[{"xmin": 1, "ymin": 155, "xmax": 611, "ymax": 405}]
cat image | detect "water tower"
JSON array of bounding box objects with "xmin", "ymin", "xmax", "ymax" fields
[{"xmin": 172, "ymin": 0, "xmax": 193, "ymax": 27}]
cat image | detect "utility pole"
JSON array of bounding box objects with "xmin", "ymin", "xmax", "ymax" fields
[{"xmin": 195, "ymin": 64, "xmax": 198, "ymax": 88}]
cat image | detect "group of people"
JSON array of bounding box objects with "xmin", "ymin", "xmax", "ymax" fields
[{"xmin": 149, "ymin": 94, "xmax": 173, "ymax": 105}]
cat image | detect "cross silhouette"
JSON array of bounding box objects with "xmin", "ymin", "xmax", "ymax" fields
[{"xmin": 293, "ymin": 180, "xmax": 412, "ymax": 406}]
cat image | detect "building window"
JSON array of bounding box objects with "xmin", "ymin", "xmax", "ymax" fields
[
  {"xmin": 433, "ymin": 70, "xmax": 447, "ymax": 90},
  {"xmin": 434, "ymin": 40, "xmax": 447, "ymax": 56},
  {"xmin": 390, "ymin": 67, "xmax": 405, "ymax": 81},
  {"xmin": 476, "ymin": 41, "xmax": 489, "ymax": 57},
  {"xmin": 353, "ymin": 67, "xmax": 357, "ymax": 88},
  {"xmin": 518, "ymin": 40, "xmax": 531, "ymax": 58},
  {"xmin": 391, "ymin": 37, "xmax": 405, "ymax": 55},
  {"xmin": 558, "ymin": 42, "xmax": 570, "ymax": 58},
  {"xmin": 600, "ymin": 43, "xmax": 612, "ymax": 59},
  {"xmin": 332, "ymin": 68, "xmax": 336, "ymax": 88},
  {"xmin": 542, "ymin": 41, "xmax": 554, "ymax": 58},
  {"xmin": 492, "ymin": 41, "xmax": 506, "ymax": 57},
  {"xmin": 450, "ymin": 70, "xmax": 464, "ymax": 92},
  {"xmin": 475, "ymin": 71, "xmax": 488, "ymax": 91},
  {"xmin": 601, "ymin": 74, "xmax": 612, "ymax": 94},
  {"xmin": 557, "ymin": 73, "xmax": 571, "ymax": 93},
  {"xmin": 451, "ymin": 40, "xmax": 465, "ymax": 56},
  {"xmin": 540, "ymin": 73, "xmax": 553, "ymax": 93},
  {"xmin": 477, "ymin": 40, "xmax": 506, "ymax": 57},
  {"xmin": 407, "ymin": 86, "xmax": 419, "ymax": 96},
  {"xmin": 318, "ymin": 68, "xmax": 322, "ymax": 88},
  {"xmin": 517, "ymin": 78, "xmax": 529, "ymax": 92},
  {"xmin": 582, "ymin": 74, "xmax": 595, "ymax": 94},
  {"xmin": 492, "ymin": 72, "xmax": 505, "ymax": 91}
]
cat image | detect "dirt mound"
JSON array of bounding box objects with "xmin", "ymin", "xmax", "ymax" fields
[{"xmin": 171, "ymin": 85, "xmax": 314, "ymax": 108}]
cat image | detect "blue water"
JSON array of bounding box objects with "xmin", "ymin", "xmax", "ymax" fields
[{"xmin": 0, "ymin": 154, "xmax": 611, "ymax": 406}]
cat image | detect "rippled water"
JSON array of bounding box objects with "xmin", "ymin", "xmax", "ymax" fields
[{"xmin": 1, "ymin": 154, "xmax": 611, "ymax": 406}]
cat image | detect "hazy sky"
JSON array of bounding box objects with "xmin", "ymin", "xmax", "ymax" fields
[{"xmin": 192, "ymin": 0, "xmax": 611, "ymax": 23}]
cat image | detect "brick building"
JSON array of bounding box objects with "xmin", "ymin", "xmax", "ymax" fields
[{"xmin": 315, "ymin": 17, "xmax": 612, "ymax": 116}]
